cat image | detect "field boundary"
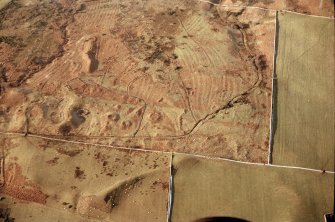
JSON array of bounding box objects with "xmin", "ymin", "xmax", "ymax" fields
[
  {"xmin": 267, "ymin": 10, "xmax": 278, "ymax": 164},
  {"xmin": 1, "ymin": 131, "xmax": 334, "ymax": 174},
  {"xmin": 198, "ymin": 0, "xmax": 335, "ymax": 19}
]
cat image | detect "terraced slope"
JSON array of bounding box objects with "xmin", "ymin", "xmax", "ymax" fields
[
  {"xmin": 0, "ymin": 0, "xmax": 276, "ymax": 162},
  {"xmin": 0, "ymin": 0, "xmax": 334, "ymax": 221}
]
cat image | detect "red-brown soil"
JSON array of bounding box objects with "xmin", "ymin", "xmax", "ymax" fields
[{"xmin": 0, "ymin": 0, "xmax": 278, "ymax": 163}]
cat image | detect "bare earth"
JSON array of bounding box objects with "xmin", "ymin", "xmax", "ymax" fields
[
  {"xmin": 0, "ymin": 0, "xmax": 334, "ymax": 221},
  {"xmin": 0, "ymin": 0, "xmax": 276, "ymax": 163}
]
